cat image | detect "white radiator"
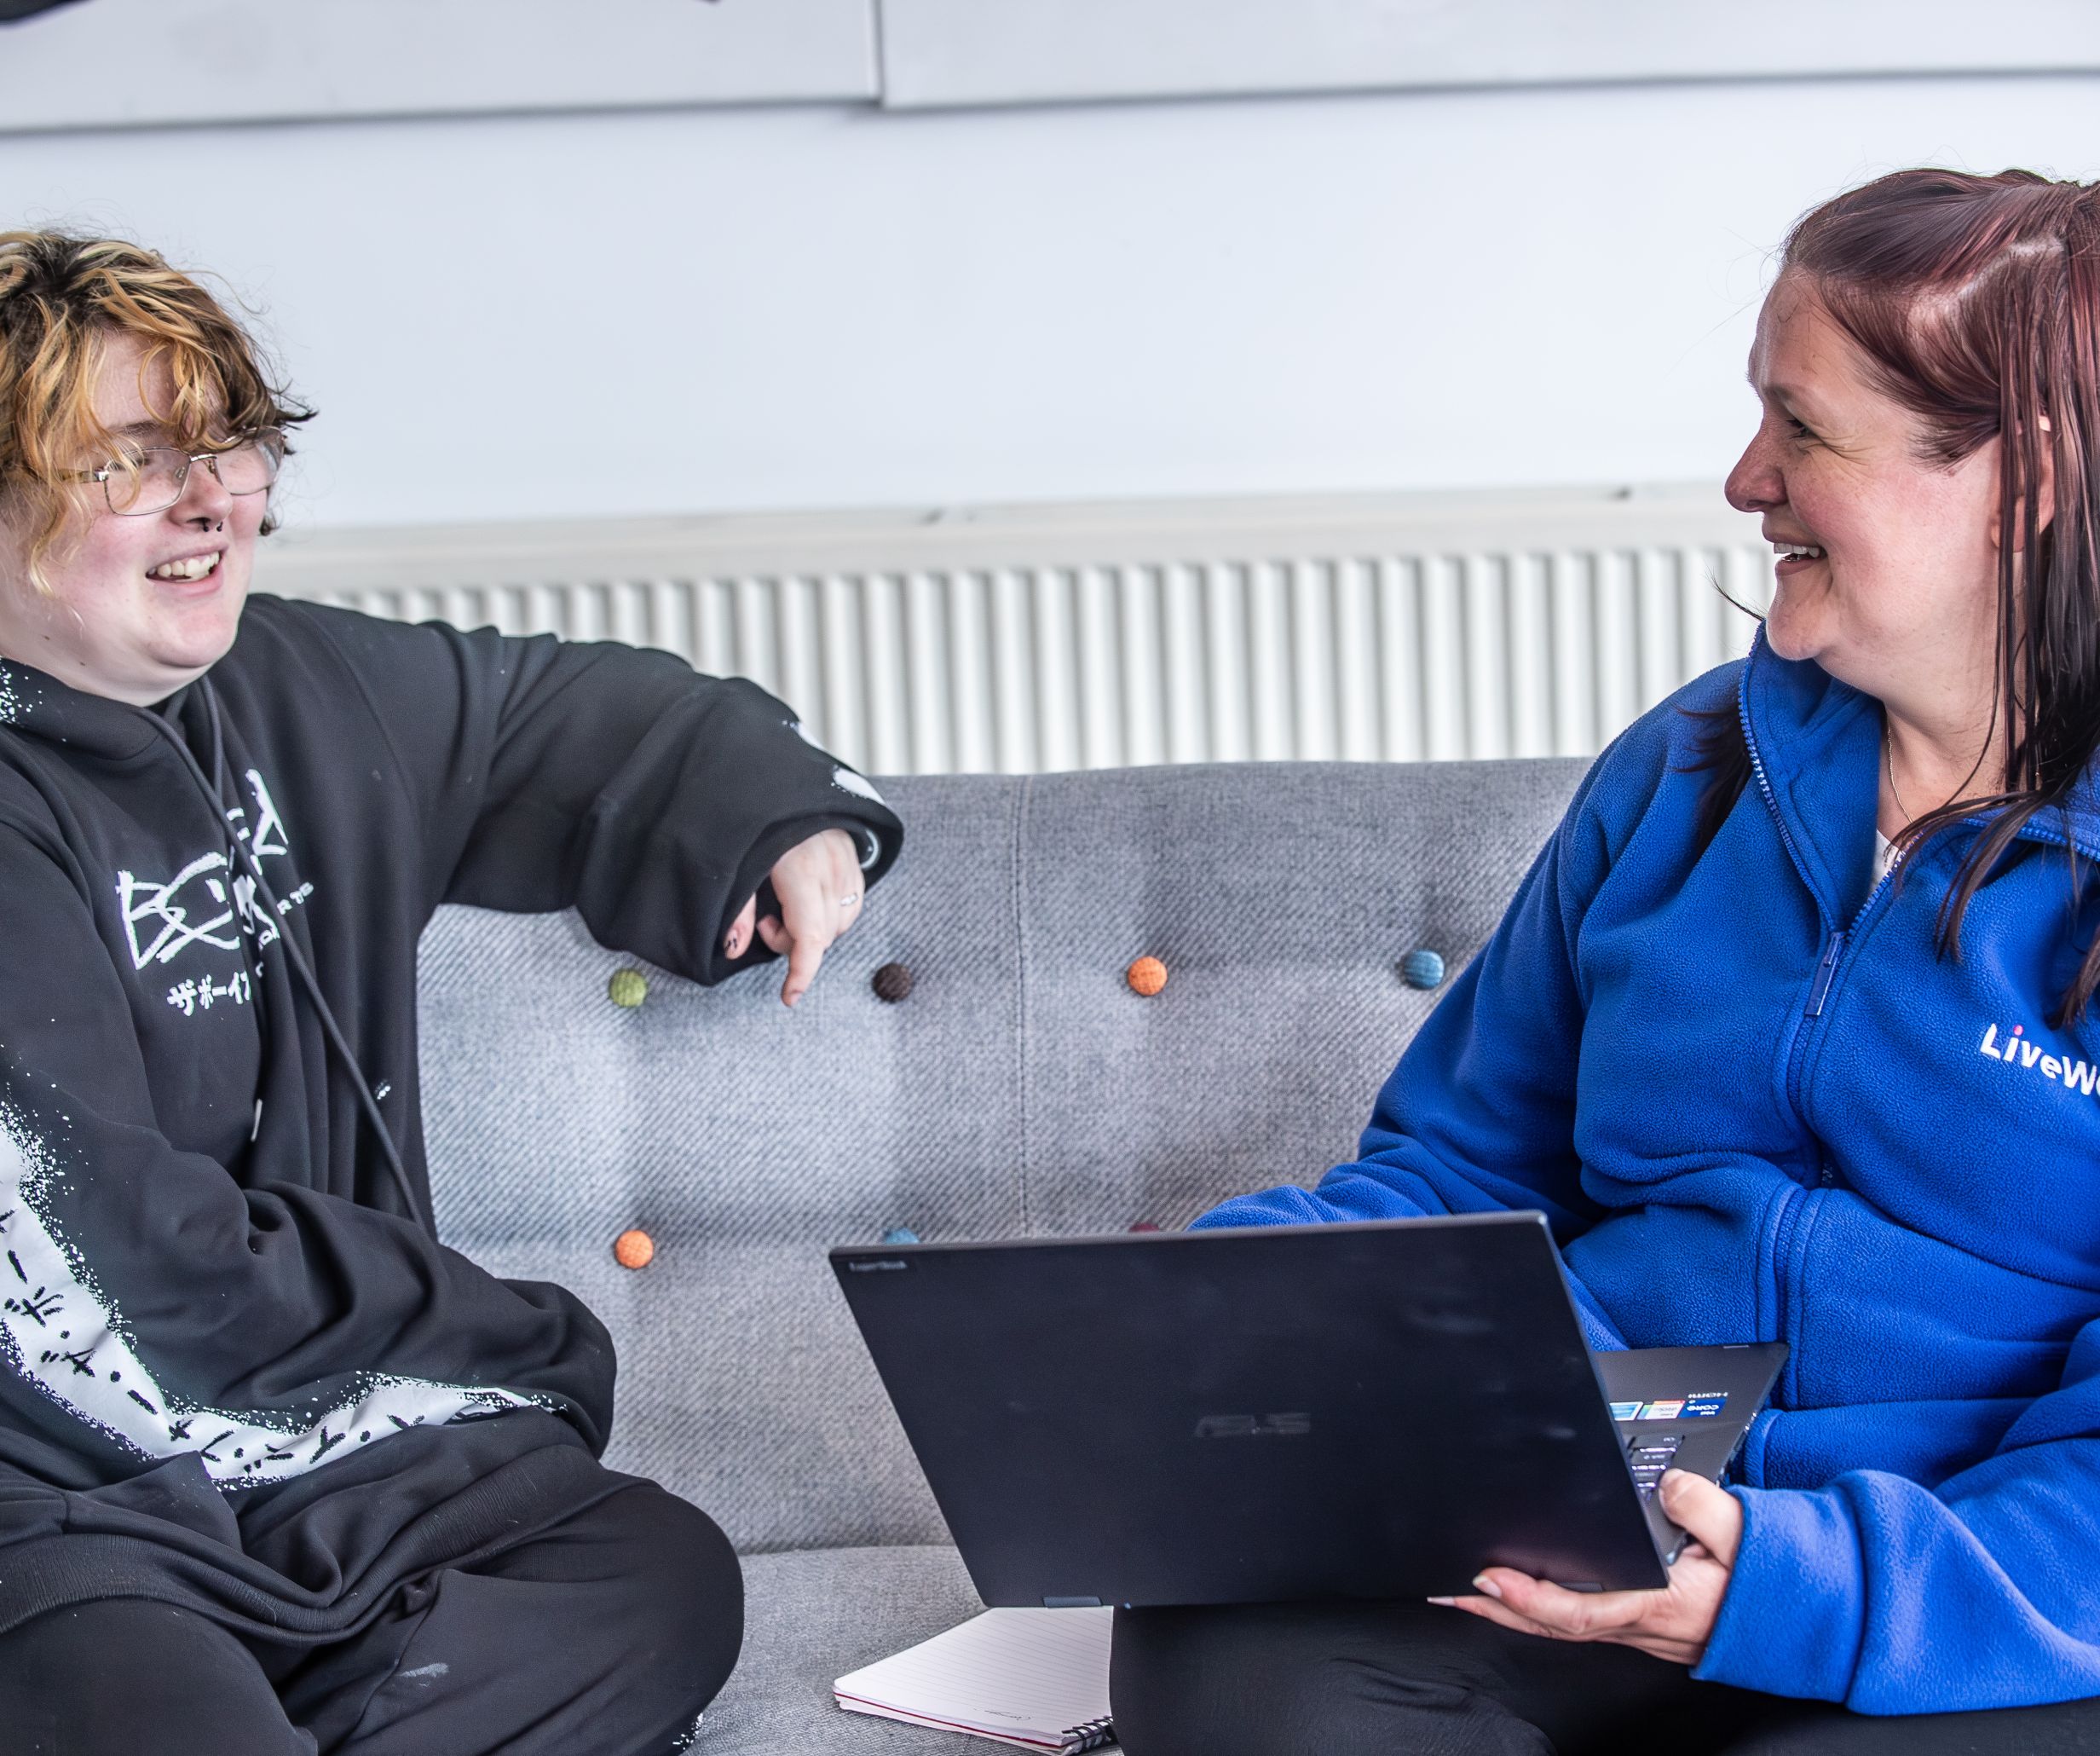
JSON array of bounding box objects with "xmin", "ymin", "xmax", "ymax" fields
[{"xmin": 257, "ymin": 486, "xmax": 1772, "ymax": 775}]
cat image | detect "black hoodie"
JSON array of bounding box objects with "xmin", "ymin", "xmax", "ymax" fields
[{"xmin": 0, "ymin": 593, "xmax": 900, "ymax": 1632}]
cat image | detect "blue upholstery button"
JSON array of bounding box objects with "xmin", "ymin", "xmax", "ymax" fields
[
  {"xmin": 882, "ymin": 1227, "xmax": 920, "ymax": 1245},
  {"xmin": 1400, "ymin": 949, "xmax": 1446, "ymax": 991}
]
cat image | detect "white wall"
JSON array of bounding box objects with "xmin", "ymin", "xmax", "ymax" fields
[
  {"xmin": 3, "ymin": 72, "xmax": 2097, "ymax": 529},
  {"xmin": 879, "ymin": 0, "xmax": 2100, "ymax": 107},
  {"xmin": 0, "ymin": 0, "xmax": 875, "ymax": 128}
]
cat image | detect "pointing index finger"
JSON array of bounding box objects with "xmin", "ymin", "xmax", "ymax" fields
[{"xmin": 769, "ymin": 861, "xmax": 839, "ymax": 1008}]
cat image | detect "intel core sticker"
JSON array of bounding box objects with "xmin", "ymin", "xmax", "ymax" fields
[
  {"xmin": 1638, "ymin": 1400, "xmax": 1686, "ymax": 1420},
  {"xmin": 1682, "ymin": 1395, "xmax": 1728, "ymax": 1418},
  {"xmin": 1608, "ymin": 1401, "xmax": 1643, "ymax": 1421}
]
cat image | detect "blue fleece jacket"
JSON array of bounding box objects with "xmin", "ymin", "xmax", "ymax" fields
[{"xmin": 1198, "ymin": 630, "xmax": 2100, "ymax": 1713}]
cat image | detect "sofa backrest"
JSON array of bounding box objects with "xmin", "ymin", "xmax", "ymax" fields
[{"xmin": 417, "ymin": 758, "xmax": 1585, "ymax": 1552}]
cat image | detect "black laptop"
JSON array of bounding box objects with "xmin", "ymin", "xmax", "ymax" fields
[{"xmin": 830, "ymin": 1213, "xmax": 1784, "ymax": 1606}]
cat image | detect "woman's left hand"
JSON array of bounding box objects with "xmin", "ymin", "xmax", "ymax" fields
[
  {"xmin": 1434, "ymin": 1470, "xmax": 1742, "ymax": 1666},
  {"xmin": 722, "ymin": 828, "xmax": 867, "ymax": 1006}
]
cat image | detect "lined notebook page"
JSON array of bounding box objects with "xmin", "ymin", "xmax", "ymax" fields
[{"xmin": 834, "ymin": 1607, "xmax": 1116, "ymax": 1753}]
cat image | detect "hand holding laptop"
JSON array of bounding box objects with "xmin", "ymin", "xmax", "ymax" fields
[
  {"xmin": 1434, "ymin": 1469, "xmax": 1745, "ymax": 1665},
  {"xmin": 832, "ymin": 1216, "xmax": 1784, "ymax": 1609}
]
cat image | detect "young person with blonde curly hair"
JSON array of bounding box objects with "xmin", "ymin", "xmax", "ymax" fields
[{"xmin": 0, "ymin": 233, "xmax": 901, "ymax": 1754}]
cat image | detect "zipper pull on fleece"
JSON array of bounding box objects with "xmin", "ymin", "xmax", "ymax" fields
[{"xmin": 1807, "ymin": 930, "xmax": 1846, "ymax": 1019}]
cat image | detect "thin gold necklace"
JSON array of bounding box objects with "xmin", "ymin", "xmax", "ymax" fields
[{"xmin": 1883, "ymin": 724, "xmax": 1911, "ymax": 823}]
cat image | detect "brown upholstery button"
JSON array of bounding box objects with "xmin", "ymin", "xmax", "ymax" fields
[
  {"xmin": 872, "ymin": 962, "xmax": 914, "ymax": 1003},
  {"xmin": 608, "ymin": 968, "xmax": 649, "ymax": 1008},
  {"xmin": 1127, "ymin": 956, "xmax": 1168, "ymax": 996},
  {"xmin": 613, "ymin": 1228, "xmax": 655, "ymax": 1270}
]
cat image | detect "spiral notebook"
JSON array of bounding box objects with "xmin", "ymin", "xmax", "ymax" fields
[{"xmin": 833, "ymin": 1606, "xmax": 1117, "ymax": 1753}]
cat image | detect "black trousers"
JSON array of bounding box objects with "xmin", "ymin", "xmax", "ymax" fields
[
  {"xmin": 1112, "ymin": 1601, "xmax": 2100, "ymax": 1755},
  {"xmin": 0, "ymin": 1476, "xmax": 741, "ymax": 1756}
]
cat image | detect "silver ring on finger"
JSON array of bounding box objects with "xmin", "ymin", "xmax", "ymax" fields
[{"xmin": 840, "ymin": 892, "xmax": 862, "ymax": 908}]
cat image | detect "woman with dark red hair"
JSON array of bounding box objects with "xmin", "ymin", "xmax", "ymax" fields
[{"xmin": 1112, "ymin": 170, "xmax": 2100, "ymax": 1752}]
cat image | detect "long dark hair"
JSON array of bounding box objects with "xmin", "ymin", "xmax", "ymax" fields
[{"xmin": 1688, "ymin": 169, "xmax": 2100, "ymax": 1023}]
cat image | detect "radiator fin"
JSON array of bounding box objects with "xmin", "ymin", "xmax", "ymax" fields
[{"xmin": 275, "ymin": 521, "xmax": 1770, "ymax": 774}]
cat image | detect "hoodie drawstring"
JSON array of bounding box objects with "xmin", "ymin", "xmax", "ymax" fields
[{"xmin": 147, "ymin": 681, "xmax": 431, "ymax": 1232}]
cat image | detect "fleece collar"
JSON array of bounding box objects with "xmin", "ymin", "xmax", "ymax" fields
[{"xmin": 1738, "ymin": 625, "xmax": 2100, "ymax": 924}]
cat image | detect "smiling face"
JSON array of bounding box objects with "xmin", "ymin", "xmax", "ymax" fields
[
  {"xmin": 1726, "ymin": 275, "xmax": 2004, "ymax": 714},
  {"xmin": 0, "ymin": 331, "xmax": 263, "ymax": 706}
]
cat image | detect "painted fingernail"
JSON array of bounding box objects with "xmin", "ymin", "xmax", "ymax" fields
[
  {"xmin": 1426, "ymin": 1596, "xmax": 1457, "ymax": 1607},
  {"xmin": 1471, "ymin": 1574, "xmax": 1503, "ymax": 1599}
]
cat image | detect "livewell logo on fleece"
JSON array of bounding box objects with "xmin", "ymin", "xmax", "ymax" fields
[{"xmin": 1978, "ymin": 1023, "xmax": 2100, "ymax": 1096}]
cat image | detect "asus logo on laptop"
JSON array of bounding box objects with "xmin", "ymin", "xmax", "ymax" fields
[{"xmin": 1192, "ymin": 1412, "xmax": 1312, "ymax": 1439}]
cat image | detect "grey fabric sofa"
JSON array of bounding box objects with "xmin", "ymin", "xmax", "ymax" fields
[{"xmin": 417, "ymin": 758, "xmax": 1585, "ymax": 1753}]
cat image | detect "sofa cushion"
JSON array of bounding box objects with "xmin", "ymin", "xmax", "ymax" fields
[
  {"xmin": 458, "ymin": 1237, "xmax": 949, "ymax": 1549},
  {"xmin": 418, "ymin": 760, "xmax": 1584, "ymax": 1550},
  {"xmin": 703, "ymin": 1544, "xmax": 985, "ymax": 1754}
]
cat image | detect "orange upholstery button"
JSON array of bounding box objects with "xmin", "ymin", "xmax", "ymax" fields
[
  {"xmin": 1127, "ymin": 956, "xmax": 1168, "ymax": 996},
  {"xmin": 613, "ymin": 1228, "xmax": 655, "ymax": 1270}
]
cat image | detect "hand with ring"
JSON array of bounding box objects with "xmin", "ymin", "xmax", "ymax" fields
[{"xmin": 722, "ymin": 828, "xmax": 868, "ymax": 1007}]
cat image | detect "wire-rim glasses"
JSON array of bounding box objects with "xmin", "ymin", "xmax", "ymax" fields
[{"xmin": 86, "ymin": 428, "xmax": 286, "ymax": 517}]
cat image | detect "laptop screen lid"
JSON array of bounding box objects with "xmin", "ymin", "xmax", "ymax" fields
[{"xmin": 833, "ymin": 1212, "xmax": 1700, "ymax": 1607}]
